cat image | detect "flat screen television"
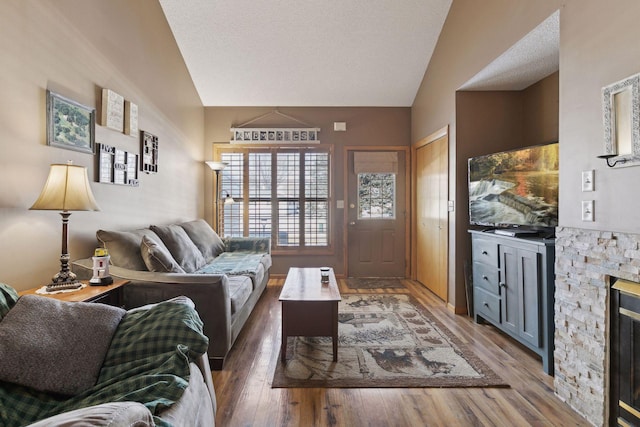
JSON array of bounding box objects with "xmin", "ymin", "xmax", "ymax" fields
[{"xmin": 468, "ymin": 142, "xmax": 559, "ymax": 231}]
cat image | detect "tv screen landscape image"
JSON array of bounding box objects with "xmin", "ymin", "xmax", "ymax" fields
[{"xmin": 468, "ymin": 142, "xmax": 559, "ymax": 229}]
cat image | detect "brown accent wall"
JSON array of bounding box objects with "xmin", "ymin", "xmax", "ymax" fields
[
  {"xmin": 0, "ymin": 0, "xmax": 204, "ymax": 290},
  {"xmin": 454, "ymin": 74, "xmax": 559, "ymax": 311},
  {"xmin": 523, "ymin": 71, "xmax": 560, "ymax": 147},
  {"xmin": 204, "ymin": 107, "xmax": 411, "ymax": 276}
]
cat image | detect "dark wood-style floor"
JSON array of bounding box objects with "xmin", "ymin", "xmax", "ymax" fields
[{"xmin": 212, "ymin": 278, "xmax": 589, "ymax": 426}]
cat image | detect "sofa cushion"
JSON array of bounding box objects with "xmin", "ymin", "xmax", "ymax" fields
[
  {"xmin": 150, "ymin": 224, "xmax": 207, "ymax": 273},
  {"xmin": 180, "ymin": 219, "xmax": 225, "ymax": 263},
  {"xmin": 227, "ymin": 275, "xmax": 253, "ymax": 315},
  {"xmin": 0, "ymin": 295, "xmax": 125, "ymax": 395},
  {"xmin": 140, "ymin": 235, "xmax": 185, "ymax": 273},
  {"xmin": 97, "ymin": 228, "xmax": 165, "ymax": 271}
]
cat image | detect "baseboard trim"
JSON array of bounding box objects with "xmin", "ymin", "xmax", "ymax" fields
[{"xmin": 448, "ymin": 302, "xmax": 468, "ymax": 315}]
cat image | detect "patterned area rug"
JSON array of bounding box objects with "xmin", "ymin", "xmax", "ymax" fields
[
  {"xmin": 272, "ymin": 294, "xmax": 508, "ymax": 388},
  {"xmin": 345, "ymin": 278, "xmax": 405, "ymax": 289}
]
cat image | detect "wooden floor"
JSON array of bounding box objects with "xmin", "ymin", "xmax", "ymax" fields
[{"xmin": 212, "ymin": 278, "xmax": 589, "ymax": 426}]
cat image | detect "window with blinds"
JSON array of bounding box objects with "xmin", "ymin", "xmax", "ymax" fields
[{"xmin": 218, "ymin": 147, "xmax": 331, "ymax": 251}]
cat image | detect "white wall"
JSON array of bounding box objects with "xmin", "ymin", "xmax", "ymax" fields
[{"xmin": 0, "ymin": 0, "xmax": 204, "ymax": 290}]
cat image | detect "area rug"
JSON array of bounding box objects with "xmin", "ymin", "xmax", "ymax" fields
[
  {"xmin": 345, "ymin": 277, "xmax": 405, "ymax": 289},
  {"xmin": 272, "ymin": 294, "xmax": 508, "ymax": 388}
]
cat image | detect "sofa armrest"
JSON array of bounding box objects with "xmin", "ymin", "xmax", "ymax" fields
[
  {"xmin": 26, "ymin": 402, "xmax": 153, "ymax": 427},
  {"xmin": 224, "ymin": 237, "xmax": 271, "ymax": 254},
  {"xmin": 72, "ymin": 258, "xmax": 233, "ymax": 361}
]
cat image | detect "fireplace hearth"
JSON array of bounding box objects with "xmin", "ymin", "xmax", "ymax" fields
[{"xmin": 554, "ymin": 227, "xmax": 640, "ymax": 426}]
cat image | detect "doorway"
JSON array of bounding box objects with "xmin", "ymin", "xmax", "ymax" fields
[
  {"xmin": 345, "ymin": 148, "xmax": 409, "ymax": 278},
  {"xmin": 412, "ymin": 127, "xmax": 449, "ymax": 301}
]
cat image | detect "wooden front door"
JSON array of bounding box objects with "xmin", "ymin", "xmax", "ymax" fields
[
  {"xmin": 413, "ymin": 129, "xmax": 448, "ymax": 300},
  {"xmin": 346, "ymin": 149, "xmax": 408, "ymax": 278}
]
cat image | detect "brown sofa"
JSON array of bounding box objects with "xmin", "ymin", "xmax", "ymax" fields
[{"xmin": 72, "ymin": 219, "xmax": 271, "ymax": 369}]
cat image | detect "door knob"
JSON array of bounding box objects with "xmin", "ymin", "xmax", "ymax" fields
[{"xmin": 349, "ymin": 222, "xmax": 356, "ymax": 226}]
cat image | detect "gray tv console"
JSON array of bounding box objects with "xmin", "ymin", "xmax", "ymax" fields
[{"xmin": 469, "ymin": 229, "xmax": 555, "ymax": 375}]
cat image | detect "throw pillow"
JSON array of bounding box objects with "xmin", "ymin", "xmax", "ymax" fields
[
  {"xmin": 179, "ymin": 219, "xmax": 226, "ymax": 263},
  {"xmin": 150, "ymin": 224, "xmax": 207, "ymax": 273},
  {"xmin": 0, "ymin": 295, "xmax": 126, "ymax": 395},
  {"xmin": 140, "ymin": 235, "xmax": 185, "ymax": 273},
  {"xmin": 97, "ymin": 229, "xmax": 168, "ymax": 271}
]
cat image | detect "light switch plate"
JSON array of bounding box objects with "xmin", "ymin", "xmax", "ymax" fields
[
  {"xmin": 582, "ymin": 170, "xmax": 594, "ymax": 192},
  {"xmin": 582, "ymin": 200, "xmax": 594, "ymax": 221}
]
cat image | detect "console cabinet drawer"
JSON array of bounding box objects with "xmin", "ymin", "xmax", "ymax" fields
[
  {"xmin": 473, "ymin": 262, "xmax": 500, "ymax": 294},
  {"xmin": 472, "ymin": 238, "xmax": 499, "ymax": 267},
  {"xmin": 475, "ymin": 287, "xmax": 501, "ymax": 324}
]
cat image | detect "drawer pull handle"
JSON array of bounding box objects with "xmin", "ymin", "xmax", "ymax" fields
[
  {"xmin": 483, "ymin": 302, "xmax": 489, "ymax": 307},
  {"xmin": 482, "ymin": 275, "xmax": 488, "ymax": 281},
  {"xmin": 482, "ymin": 251, "xmax": 488, "ymax": 255}
]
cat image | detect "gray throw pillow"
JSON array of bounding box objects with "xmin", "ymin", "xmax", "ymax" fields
[
  {"xmin": 140, "ymin": 235, "xmax": 185, "ymax": 273},
  {"xmin": 150, "ymin": 224, "xmax": 207, "ymax": 273},
  {"xmin": 180, "ymin": 219, "xmax": 225, "ymax": 263},
  {"xmin": 0, "ymin": 295, "xmax": 126, "ymax": 395},
  {"xmin": 97, "ymin": 229, "xmax": 167, "ymax": 271}
]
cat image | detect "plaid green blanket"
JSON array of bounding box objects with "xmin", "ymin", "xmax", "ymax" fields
[
  {"xmin": 196, "ymin": 251, "xmax": 272, "ymax": 278},
  {"xmin": 0, "ymin": 298, "xmax": 208, "ymax": 427}
]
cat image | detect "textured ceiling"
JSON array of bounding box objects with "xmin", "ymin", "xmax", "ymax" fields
[
  {"xmin": 159, "ymin": 2, "xmax": 559, "ymax": 106},
  {"xmin": 159, "ymin": 0, "xmax": 452, "ymax": 107},
  {"xmin": 460, "ymin": 11, "xmax": 559, "ymax": 91}
]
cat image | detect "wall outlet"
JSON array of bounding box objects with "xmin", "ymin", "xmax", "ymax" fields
[
  {"xmin": 582, "ymin": 200, "xmax": 594, "ymax": 221},
  {"xmin": 582, "ymin": 170, "xmax": 594, "ymax": 192}
]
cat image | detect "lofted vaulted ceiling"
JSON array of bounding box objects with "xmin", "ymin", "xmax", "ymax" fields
[
  {"xmin": 158, "ymin": 1, "xmax": 559, "ymax": 107},
  {"xmin": 159, "ymin": 0, "xmax": 452, "ymax": 107}
]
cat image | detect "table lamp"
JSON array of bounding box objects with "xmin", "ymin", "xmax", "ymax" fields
[{"xmin": 30, "ymin": 162, "xmax": 100, "ymax": 291}]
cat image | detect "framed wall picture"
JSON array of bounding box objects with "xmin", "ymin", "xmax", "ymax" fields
[
  {"xmin": 101, "ymin": 88, "xmax": 124, "ymax": 132},
  {"xmin": 96, "ymin": 143, "xmax": 139, "ymax": 186},
  {"xmin": 140, "ymin": 130, "xmax": 158, "ymax": 174},
  {"xmin": 124, "ymin": 100, "xmax": 138, "ymax": 136},
  {"xmin": 46, "ymin": 90, "xmax": 95, "ymax": 154}
]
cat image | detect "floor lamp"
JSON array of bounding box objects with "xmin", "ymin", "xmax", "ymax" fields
[
  {"xmin": 206, "ymin": 161, "xmax": 227, "ymax": 233},
  {"xmin": 30, "ymin": 162, "xmax": 100, "ymax": 291}
]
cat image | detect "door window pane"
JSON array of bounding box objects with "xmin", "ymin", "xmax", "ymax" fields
[{"xmin": 358, "ymin": 173, "xmax": 396, "ymax": 219}]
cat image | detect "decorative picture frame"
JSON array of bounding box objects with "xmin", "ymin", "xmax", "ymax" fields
[
  {"xmin": 96, "ymin": 143, "xmax": 139, "ymax": 186},
  {"xmin": 602, "ymin": 73, "xmax": 640, "ymax": 160},
  {"xmin": 101, "ymin": 88, "xmax": 124, "ymax": 132},
  {"xmin": 46, "ymin": 90, "xmax": 95, "ymax": 154},
  {"xmin": 229, "ymin": 127, "xmax": 321, "ymax": 144},
  {"xmin": 124, "ymin": 100, "xmax": 138, "ymax": 136},
  {"xmin": 140, "ymin": 130, "xmax": 158, "ymax": 174}
]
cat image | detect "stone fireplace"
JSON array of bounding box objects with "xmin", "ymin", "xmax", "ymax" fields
[{"xmin": 554, "ymin": 226, "xmax": 640, "ymax": 426}]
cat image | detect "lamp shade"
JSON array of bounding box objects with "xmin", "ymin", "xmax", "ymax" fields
[
  {"xmin": 205, "ymin": 161, "xmax": 227, "ymax": 171},
  {"xmin": 30, "ymin": 163, "xmax": 100, "ymax": 211}
]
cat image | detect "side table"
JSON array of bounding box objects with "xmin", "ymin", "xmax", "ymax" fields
[{"xmin": 19, "ymin": 279, "xmax": 129, "ymax": 306}]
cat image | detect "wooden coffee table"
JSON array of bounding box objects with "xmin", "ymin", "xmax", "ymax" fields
[{"xmin": 279, "ymin": 267, "xmax": 341, "ymax": 362}]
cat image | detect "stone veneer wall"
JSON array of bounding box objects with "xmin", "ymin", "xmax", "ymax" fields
[{"xmin": 554, "ymin": 226, "xmax": 640, "ymax": 426}]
